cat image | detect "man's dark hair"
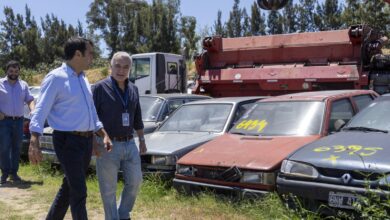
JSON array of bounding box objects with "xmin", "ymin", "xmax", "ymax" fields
[
  {"xmin": 6, "ymin": 60, "xmax": 20, "ymax": 71},
  {"xmin": 64, "ymin": 37, "xmax": 94, "ymax": 60}
]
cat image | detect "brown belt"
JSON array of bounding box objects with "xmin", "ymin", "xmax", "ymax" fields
[
  {"xmin": 111, "ymin": 135, "xmax": 133, "ymax": 142},
  {"xmin": 69, "ymin": 131, "xmax": 94, "ymax": 138},
  {"xmin": 4, "ymin": 116, "xmax": 24, "ymax": 120}
]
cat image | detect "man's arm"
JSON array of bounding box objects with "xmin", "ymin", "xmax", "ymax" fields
[
  {"xmin": 28, "ymin": 74, "xmax": 58, "ymax": 165},
  {"xmin": 136, "ymin": 129, "xmax": 147, "ymax": 154},
  {"xmin": 27, "ymin": 100, "xmax": 35, "ymax": 114}
]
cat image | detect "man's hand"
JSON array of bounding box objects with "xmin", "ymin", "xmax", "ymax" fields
[
  {"xmin": 139, "ymin": 141, "xmax": 147, "ymax": 154},
  {"xmin": 103, "ymin": 134, "xmax": 113, "ymax": 152},
  {"xmin": 29, "ymin": 133, "xmax": 43, "ymax": 165}
]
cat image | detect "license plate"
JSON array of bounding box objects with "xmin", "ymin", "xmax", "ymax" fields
[{"xmin": 328, "ymin": 191, "xmax": 358, "ymax": 209}]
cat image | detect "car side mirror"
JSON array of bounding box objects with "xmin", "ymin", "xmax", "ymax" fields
[{"xmin": 334, "ymin": 119, "xmax": 346, "ymax": 132}]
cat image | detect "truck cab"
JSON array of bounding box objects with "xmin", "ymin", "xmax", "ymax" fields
[{"xmin": 130, "ymin": 52, "xmax": 187, "ymax": 95}]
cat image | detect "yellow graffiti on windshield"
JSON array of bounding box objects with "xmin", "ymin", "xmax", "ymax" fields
[
  {"xmin": 313, "ymin": 145, "xmax": 383, "ymax": 157},
  {"xmin": 235, "ymin": 119, "xmax": 268, "ymax": 132}
]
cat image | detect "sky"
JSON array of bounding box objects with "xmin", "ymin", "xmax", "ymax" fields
[
  {"xmin": 0, "ymin": 0, "xmax": 258, "ymax": 55},
  {"xmin": 0, "ymin": 0, "xmax": 256, "ymax": 32}
]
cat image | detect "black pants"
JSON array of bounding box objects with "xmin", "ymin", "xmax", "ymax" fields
[{"xmin": 46, "ymin": 131, "xmax": 92, "ymax": 220}]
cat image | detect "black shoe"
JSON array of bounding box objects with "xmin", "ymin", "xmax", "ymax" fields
[
  {"xmin": 0, "ymin": 174, "xmax": 8, "ymax": 184},
  {"xmin": 9, "ymin": 174, "xmax": 22, "ymax": 183}
]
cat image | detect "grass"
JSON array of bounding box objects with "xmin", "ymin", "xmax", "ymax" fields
[{"xmin": 0, "ymin": 163, "xmax": 302, "ymax": 220}]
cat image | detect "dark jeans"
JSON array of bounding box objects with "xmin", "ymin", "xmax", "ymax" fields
[
  {"xmin": 0, "ymin": 118, "xmax": 23, "ymax": 176},
  {"xmin": 46, "ymin": 130, "xmax": 93, "ymax": 220}
]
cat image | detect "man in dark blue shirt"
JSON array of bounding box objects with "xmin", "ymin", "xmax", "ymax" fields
[{"xmin": 92, "ymin": 51, "xmax": 146, "ymax": 220}]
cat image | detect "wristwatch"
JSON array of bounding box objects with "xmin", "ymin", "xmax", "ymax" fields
[{"xmin": 139, "ymin": 137, "xmax": 145, "ymax": 142}]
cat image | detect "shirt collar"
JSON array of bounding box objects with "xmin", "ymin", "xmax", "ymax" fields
[
  {"xmin": 109, "ymin": 76, "xmax": 129, "ymax": 88},
  {"xmin": 62, "ymin": 63, "xmax": 85, "ymax": 77}
]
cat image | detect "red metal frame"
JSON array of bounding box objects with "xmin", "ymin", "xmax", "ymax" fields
[{"xmin": 194, "ymin": 26, "xmax": 377, "ymax": 97}]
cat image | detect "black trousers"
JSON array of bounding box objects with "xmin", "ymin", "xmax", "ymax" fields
[{"xmin": 46, "ymin": 131, "xmax": 93, "ymax": 220}]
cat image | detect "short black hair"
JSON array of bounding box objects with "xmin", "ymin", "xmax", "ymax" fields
[
  {"xmin": 6, "ymin": 60, "xmax": 20, "ymax": 71},
  {"xmin": 64, "ymin": 37, "xmax": 94, "ymax": 60}
]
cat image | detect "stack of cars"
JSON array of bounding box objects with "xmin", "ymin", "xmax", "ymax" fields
[
  {"xmin": 140, "ymin": 97, "xmax": 266, "ymax": 178},
  {"xmin": 173, "ymin": 90, "xmax": 378, "ymax": 198}
]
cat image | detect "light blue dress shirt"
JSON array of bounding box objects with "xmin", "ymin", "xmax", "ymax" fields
[
  {"xmin": 0, "ymin": 77, "xmax": 34, "ymax": 117},
  {"xmin": 29, "ymin": 63, "xmax": 103, "ymax": 134}
]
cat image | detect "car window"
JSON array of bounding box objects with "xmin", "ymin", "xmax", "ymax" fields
[
  {"xmin": 168, "ymin": 99, "xmax": 185, "ymax": 113},
  {"xmin": 353, "ymin": 95, "xmax": 374, "ymax": 111},
  {"xmin": 140, "ymin": 96, "xmax": 164, "ymax": 121},
  {"xmin": 233, "ymin": 102, "xmax": 256, "ymax": 123},
  {"xmin": 160, "ymin": 104, "xmax": 233, "ymax": 132},
  {"xmin": 230, "ymin": 101, "xmax": 325, "ymax": 136},
  {"xmin": 328, "ymin": 98, "xmax": 354, "ymax": 133}
]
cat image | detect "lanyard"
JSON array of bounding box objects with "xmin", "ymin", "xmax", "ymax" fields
[{"xmin": 111, "ymin": 77, "xmax": 129, "ymax": 112}]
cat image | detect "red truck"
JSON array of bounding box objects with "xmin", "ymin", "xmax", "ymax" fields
[{"xmin": 193, "ymin": 25, "xmax": 389, "ymax": 97}]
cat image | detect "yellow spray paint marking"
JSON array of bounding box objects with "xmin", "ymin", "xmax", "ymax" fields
[
  {"xmin": 325, "ymin": 155, "xmax": 340, "ymax": 165},
  {"xmin": 235, "ymin": 119, "xmax": 268, "ymax": 132},
  {"xmin": 313, "ymin": 145, "xmax": 383, "ymax": 157}
]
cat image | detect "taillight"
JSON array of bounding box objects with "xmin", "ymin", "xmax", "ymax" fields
[{"xmin": 23, "ymin": 120, "xmax": 30, "ymax": 134}]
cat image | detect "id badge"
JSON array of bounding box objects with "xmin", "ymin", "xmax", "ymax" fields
[{"xmin": 122, "ymin": 113, "xmax": 130, "ymax": 126}]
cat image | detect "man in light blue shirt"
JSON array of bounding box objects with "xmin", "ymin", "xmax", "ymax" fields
[
  {"xmin": 0, "ymin": 60, "xmax": 35, "ymax": 185},
  {"xmin": 28, "ymin": 37, "xmax": 112, "ymax": 220}
]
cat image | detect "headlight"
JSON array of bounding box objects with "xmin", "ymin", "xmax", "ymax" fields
[
  {"xmin": 280, "ymin": 160, "xmax": 319, "ymax": 179},
  {"xmin": 176, "ymin": 164, "xmax": 196, "ymax": 176},
  {"xmin": 151, "ymin": 155, "xmax": 176, "ymax": 165},
  {"xmin": 240, "ymin": 171, "xmax": 275, "ymax": 185}
]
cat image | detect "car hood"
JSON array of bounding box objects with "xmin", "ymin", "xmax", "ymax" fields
[
  {"xmin": 288, "ymin": 131, "xmax": 390, "ymax": 172},
  {"xmin": 178, "ymin": 133, "xmax": 320, "ymax": 170},
  {"xmin": 145, "ymin": 131, "xmax": 221, "ymax": 156}
]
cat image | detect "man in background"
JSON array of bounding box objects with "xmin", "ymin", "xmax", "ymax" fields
[{"xmin": 0, "ymin": 60, "xmax": 35, "ymax": 185}]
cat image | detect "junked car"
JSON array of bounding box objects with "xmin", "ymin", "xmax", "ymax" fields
[
  {"xmin": 140, "ymin": 97, "xmax": 265, "ymax": 178},
  {"xmin": 173, "ymin": 90, "xmax": 378, "ymax": 198},
  {"xmin": 277, "ymin": 94, "xmax": 390, "ymax": 213},
  {"xmin": 40, "ymin": 93, "xmax": 208, "ymax": 167},
  {"xmin": 140, "ymin": 94, "xmax": 210, "ymax": 134}
]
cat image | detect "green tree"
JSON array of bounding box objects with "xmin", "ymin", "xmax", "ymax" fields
[
  {"xmin": 267, "ymin": 10, "xmax": 283, "ymax": 34},
  {"xmin": 314, "ymin": 0, "xmax": 342, "ymax": 31},
  {"xmin": 250, "ymin": 2, "xmax": 266, "ymax": 35},
  {"xmin": 226, "ymin": 0, "xmax": 242, "ymax": 37},
  {"xmin": 282, "ymin": 0, "xmax": 298, "ymax": 33},
  {"xmin": 213, "ymin": 10, "xmax": 225, "ymax": 37},
  {"xmin": 297, "ymin": 0, "xmax": 317, "ymax": 32},
  {"xmin": 181, "ymin": 16, "xmax": 199, "ymax": 59}
]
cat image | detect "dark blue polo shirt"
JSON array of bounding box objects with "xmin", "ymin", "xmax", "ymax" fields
[{"xmin": 92, "ymin": 76, "xmax": 144, "ymax": 138}]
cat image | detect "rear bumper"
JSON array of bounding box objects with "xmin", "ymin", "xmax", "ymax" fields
[
  {"xmin": 41, "ymin": 149, "xmax": 97, "ymax": 167},
  {"xmin": 173, "ymin": 178, "xmax": 268, "ymax": 198}
]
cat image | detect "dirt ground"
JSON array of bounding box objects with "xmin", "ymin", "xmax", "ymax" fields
[{"xmin": 0, "ymin": 182, "xmax": 104, "ymax": 220}]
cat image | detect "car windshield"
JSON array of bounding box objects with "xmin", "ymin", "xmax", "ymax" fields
[
  {"xmin": 159, "ymin": 104, "xmax": 233, "ymax": 132},
  {"xmin": 140, "ymin": 96, "xmax": 164, "ymax": 121},
  {"xmin": 230, "ymin": 101, "xmax": 325, "ymax": 136},
  {"xmin": 345, "ymin": 101, "xmax": 390, "ymax": 132}
]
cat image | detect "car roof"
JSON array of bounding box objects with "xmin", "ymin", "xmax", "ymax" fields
[
  {"xmin": 140, "ymin": 93, "xmax": 210, "ymax": 100},
  {"xmin": 260, "ymin": 90, "xmax": 376, "ymax": 102},
  {"xmin": 184, "ymin": 96, "xmax": 267, "ymax": 105}
]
